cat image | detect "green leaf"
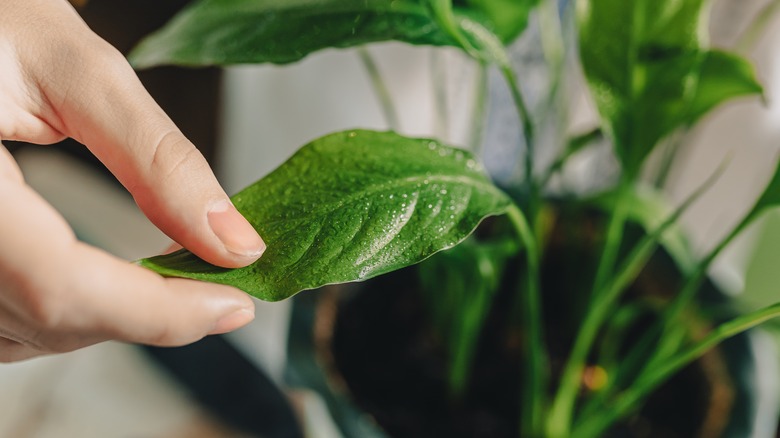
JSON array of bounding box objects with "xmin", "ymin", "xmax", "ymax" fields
[
  {"xmin": 128, "ymin": 0, "xmax": 532, "ymax": 69},
  {"xmin": 578, "ymin": 0, "xmax": 762, "ymax": 175},
  {"xmin": 128, "ymin": 0, "xmax": 454, "ymax": 68},
  {"xmin": 139, "ymin": 130, "xmax": 513, "ymax": 301},
  {"xmin": 686, "ymin": 50, "xmax": 764, "ymax": 123},
  {"xmin": 745, "ymin": 154, "xmax": 780, "ymax": 222}
]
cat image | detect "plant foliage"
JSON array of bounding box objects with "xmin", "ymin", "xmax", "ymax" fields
[
  {"xmin": 578, "ymin": 0, "xmax": 762, "ymax": 175},
  {"xmin": 140, "ymin": 130, "xmax": 511, "ymax": 301}
]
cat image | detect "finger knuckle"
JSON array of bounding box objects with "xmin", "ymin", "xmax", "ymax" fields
[
  {"xmin": 148, "ymin": 131, "xmax": 203, "ymax": 183},
  {"xmin": 16, "ymin": 283, "xmax": 68, "ymax": 331},
  {"xmin": 147, "ymin": 322, "xmax": 175, "ymax": 346}
]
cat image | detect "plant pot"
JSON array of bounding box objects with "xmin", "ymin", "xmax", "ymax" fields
[{"xmin": 285, "ymin": 206, "xmax": 777, "ymax": 437}]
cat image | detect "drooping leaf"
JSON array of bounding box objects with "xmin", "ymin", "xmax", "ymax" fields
[
  {"xmin": 578, "ymin": 0, "xmax": 762, "ymax": 176},
  {"xmin": 140, "ymin": 130, "xmax": 513, "ymax": 301},
  {"xmin": 128, "ymin": 0, "xmax": 530, "ymax": 69}
]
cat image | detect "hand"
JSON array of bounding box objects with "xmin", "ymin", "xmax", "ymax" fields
[{"xmin": 0, "ymin": 0, "xmax": 265, "ymax": 361}]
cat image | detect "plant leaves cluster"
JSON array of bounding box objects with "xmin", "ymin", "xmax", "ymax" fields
[
  {"xmin": 129, "ymin": 0, "xmax": 780, "ymax": 436},
  {"xmin": 578, "ymin": 0, "xmax": 762, "ymax": 176},
  {"xmin": 140, "ymin": 130, "xmax": 511, "ymax": 301}
]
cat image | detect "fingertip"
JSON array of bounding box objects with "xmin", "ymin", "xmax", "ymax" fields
[
  {"xmin": 137, "ymin": 278, "xmax": 255, "ymax": 346},
  {"xmin": 207, "ymin": 200, "xmax": 266, "ymax": 267},
  {"xmin": 208, "ymin": 308, "xmax": 255, "ymax": 335}
]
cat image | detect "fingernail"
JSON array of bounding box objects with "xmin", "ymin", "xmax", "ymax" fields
[
  {"xmin": 208, "ymin": 200, "xmax": 266, "ymax": 258},
  {"xmin": 210, "ymin": 308, "xmax": 255, "ymax": 335}
]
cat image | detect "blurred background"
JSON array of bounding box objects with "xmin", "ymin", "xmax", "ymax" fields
[{"xmin": 3, "ymin": 0, "xmax": 780, "ymax": 436}]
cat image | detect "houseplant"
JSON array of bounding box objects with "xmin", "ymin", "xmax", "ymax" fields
[{"xmin": 130, "ymin": 0, "xmax": 780, "ymax": 436}]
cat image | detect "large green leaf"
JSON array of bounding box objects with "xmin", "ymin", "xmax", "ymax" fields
[
  {"xmin": 128, "ymin": 0, "xmax": 529, "ymax": 69},
  {"xmin": 140, "ymin": 130, "xmax": 513, "ymax": 301},
  {"xmin": 578, "ymin": 0, "xmax": 762, "ymax": 175},
  {"xmin": 129, "ymin": 0, "xmax": 453, "ymax": 68}
]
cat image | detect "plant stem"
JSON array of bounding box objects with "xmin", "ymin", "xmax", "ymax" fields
[
  {"xmin": 469, "ymin": 62, "xmax": 489, "ymax": 154},
  {"xmin": 357, "ymin": 47, "xmax": 400, "ymax": 131},
  {"xmin": 736, "ymin": 0, "xmax": 780, "ymax": 54},
  {"xmin": 573, "ymin": 301, "xmax": 780, "ymax": 438},
  {"xmin": 547, "ymin": 177, "xmax": 631, "ymax": 437},
  {"xmin": 501, "ymin": 66, "xmax": 537, "ymax": 195},
  {"xmin": 576, "ymin": 162, "xmax": 745, "ymax": 434},
  {"xmin": 507, "ymin": 204, "xmax": 547, "ymax": 436},
  {"xmin": 592, "ymin": 177, "xmax": 631, "ymax": 298},
  {"xmin": 431, "ymin": 49, "xmax": 450, "ymax": 140},
  {"xmin": 537, "ymin": 0, "xmax": 566, "ymax": 135},
  {"xmin": 645, "ymin": 196, "xmax": 760, "ymax": 369},
  {"xmin": 540, "ymin": 128, "xmax": 602, "ymax": 188}
]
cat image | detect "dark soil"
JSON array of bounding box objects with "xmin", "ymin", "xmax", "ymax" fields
[{"xmin": 326, "ymin": 209, "xmax": 733, "ymax": 438}]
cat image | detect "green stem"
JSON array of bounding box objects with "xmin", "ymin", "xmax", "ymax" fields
[
  {"xmin": 652, "ymin": 132, "xmax": 686, "ymax": 190},
  {"xmin": 647, "ymin": 207, "xmax": 758, "ymax": 368},
  {"xmin": 576, "ymin": 162, "xmax": 746, "ymax": 433},
  {"xmin": 508, "ymin": 204, "xmax": 547, "ymax": 436},
  {"xmin": 431, "ymin": 50, "xmax": 450, "ymax": 140},
  {"xmin": 541, "ymin": 128, "xmax": 602, "ymax": 188},
  {"xmin": 573, "ymin": 301, "xmax": 780, "ymax": 438},
  {"xmin": 469, "ymin": 62, "xmax": 489, "ymax": 154},
  {"xmin": 433, "ymin": 3, "xmax": 537, "ymax": 199},
  {"xmin": 428, "ymin": 0, "xmax": 481, "ymax": 59},
  {"xmin": 572, "ymin": 162, "xmax": 728, "ymax": 426},
  {"xmin": 557, "ymin": 170, "xmax": 715, "ymax": 433},
  {"xmin": 592, "ymin": 177, "xmax": 631, "ymax": 298},
  {"xmin": 501, "ymin": 66, "xmax": 536, "ymax": 194},
  {"xmin": 736, "ymin": 0, "xmax": 780, "ymax": 54},
  {"xmin": 357, "ymin": 47, "xmax": 400, "ymax": 131},
  {"xmin": 548, "ymin": 175, "xmax": 638, "ymax": 437},
  {"xmin": 537, "ymin": 0, "xmax": 566, "ymax": 128}
]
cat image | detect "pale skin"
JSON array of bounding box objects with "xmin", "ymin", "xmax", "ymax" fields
[{"xmin": 0, "ymin": 0, "xmax": 267, "ymax": 361}]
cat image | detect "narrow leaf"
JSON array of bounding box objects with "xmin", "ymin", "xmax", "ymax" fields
[
  {"xmin": 741, "ymin": 153, "xmax": 780, "ymax": 224},
  {"xmin": 140, "ymin": 130, "xmax": 513, "ymax": 301}
]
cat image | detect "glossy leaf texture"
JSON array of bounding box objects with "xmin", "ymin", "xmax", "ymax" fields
[
  {"xmin": 578, "ymin": 0, "xmax": 762, "ymax": 176},
  {"xmin": 128, "ymin": 0, "xmax": 528, "ymax": 69},
  {"xmin": 140, "ymin": 130, "xmax": 513, "ymax": 301},
  {"xmin": 128, "ymin": 0, "xmax": 449, "ymax": 68}
]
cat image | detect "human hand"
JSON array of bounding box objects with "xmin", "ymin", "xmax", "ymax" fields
[{"xmin": 0, "ymin": 0, "xmax": 265, "ymax": 361}]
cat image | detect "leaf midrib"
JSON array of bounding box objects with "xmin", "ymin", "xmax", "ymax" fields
[{"xmin": 250, "ymin": 173, "xmax": 503, "ymax": 228}]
